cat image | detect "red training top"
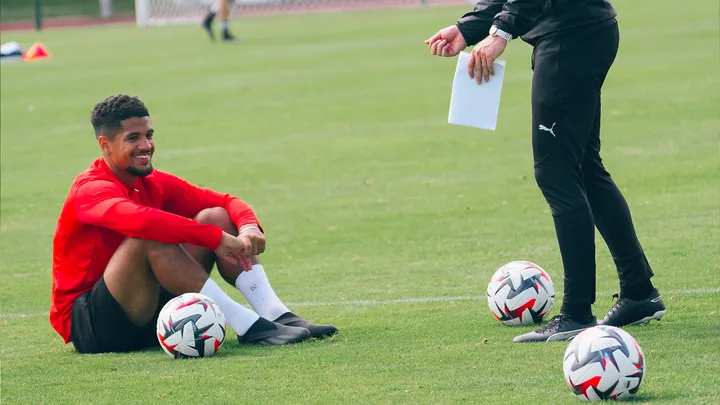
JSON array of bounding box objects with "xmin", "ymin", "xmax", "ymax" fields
[{"xmin": 50, "ymin": 158, "xmax": 260, "ymax": 343}]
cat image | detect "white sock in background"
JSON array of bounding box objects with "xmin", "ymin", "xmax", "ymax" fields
[
  {"xmin": 200, "ymin": 278, "xmax": 259, "ymax": 335},
  {"xmin": 235, "ymin": 264, "xmax": 290, "ymax": 321}
]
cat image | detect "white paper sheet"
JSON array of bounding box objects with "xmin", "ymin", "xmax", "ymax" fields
[{"xmin": 448, "ymin": 51, "xmax": 506, "ymax": 131}]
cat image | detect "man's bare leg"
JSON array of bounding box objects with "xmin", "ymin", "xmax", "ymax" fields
[
  {"xmin": 187, "ymin": 207, "xmax": 338, "ymax": 339},
  {"xmin": 216, "ymin": 0, "xmax": 235, "ymax": 41},
  {"xmin": 202, "ymin": 0, "xmax": 233, "ymax": 41},
  {"xmin": 102, "ymin": 238, "xmax": 260, "ymax": 335},
  {"xmin": 102, "ymin": 229, "xmax": 309, "ymax": 345}
]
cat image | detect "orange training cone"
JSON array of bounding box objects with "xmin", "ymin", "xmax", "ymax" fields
[{"xmin": 23, "ymin": 43, "xmax": 51, "ymax": 61}]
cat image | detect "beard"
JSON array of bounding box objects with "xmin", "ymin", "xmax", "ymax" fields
[{"xmin": 127, "ymin": 164, "xmax": 153, "ymax": 177}]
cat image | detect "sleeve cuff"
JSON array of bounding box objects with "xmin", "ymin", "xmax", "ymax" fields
[
  {"xmin": 456, "ymin": 22, "xmax": 484, "ymax": 47},
  {"xmin": 206, "ymin": 226, "xmax": 224, "ymax": 251}
]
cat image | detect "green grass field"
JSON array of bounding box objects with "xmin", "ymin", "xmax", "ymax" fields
[{"xmin": 1, "ymin": 1, "xmax": 719, "ymax": 403}]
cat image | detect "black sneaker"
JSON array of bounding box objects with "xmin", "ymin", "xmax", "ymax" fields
[
  {"xmin": 513, "ymin": 314, "xmax": 597, "ymax": 343},
  {"xmin": 202, "ymin": 12, "xmax": 215, "ymax": 41},
  {"xmin": 237, "ymin": 317, "xmax": 311, "ymax": 345},
  {"xmin": 598, "ymin": 288, "xmax": 666, "ymax": 327},
  {"xmin": 274, "ymin": 312, "xmax": 338, "ymax": 339},
  {"xmin": 222, "ymin": 29, "xmax": 236, "ymax": 42}
]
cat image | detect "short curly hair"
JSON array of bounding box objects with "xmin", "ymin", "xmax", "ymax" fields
[{"xmin": 90, "ymin": 94, "xmax": 150, "ymax": 139}]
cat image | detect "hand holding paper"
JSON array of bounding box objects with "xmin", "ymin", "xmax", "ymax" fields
[{"xmin": 448, "ymin": 51, "xmax": 506, "ymax": 131}]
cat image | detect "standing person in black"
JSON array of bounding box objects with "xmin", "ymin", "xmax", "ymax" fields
[{"xmin": 425, "ymin": 0, "xmax": 666, "ymax": 342}]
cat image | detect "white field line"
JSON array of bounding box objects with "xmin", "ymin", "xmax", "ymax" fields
[{"xmin": 1, "ymin": 287, "xmax": 718, "ymax": 320}]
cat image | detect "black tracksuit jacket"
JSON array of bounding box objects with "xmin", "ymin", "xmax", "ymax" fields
[{"xmin": 456, "ymin": 0, "xmax": 617, "ymax": 46}]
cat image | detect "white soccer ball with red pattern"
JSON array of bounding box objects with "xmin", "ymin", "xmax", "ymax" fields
[
  {"xmin": 156, "ymin": 293, "xmax": 226, "ymax": 359},
  {"xmin": 563, "ymin": 325, "xmax": 646, "ymax": 401},
  {"xmin": 486, "ymin": 261, "xmax": 555, "ymax": 325}
]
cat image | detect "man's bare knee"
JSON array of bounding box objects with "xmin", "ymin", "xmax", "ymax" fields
[
  {"xmin": 181, "ymin": 208, "xmax": 234, "ymax": 274},
  {"xmin": 195, "ymin": 207, "xmax": 237, "ymax": 235}
]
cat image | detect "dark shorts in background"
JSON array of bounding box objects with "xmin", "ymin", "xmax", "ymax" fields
[{"xmin": 70, "ymin": 277, "xmax": 174, "ymax": 354}]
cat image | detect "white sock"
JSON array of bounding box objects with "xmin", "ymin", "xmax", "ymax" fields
[
  {"xmin": 235, "ymin": 264, "xmax": 290, "ymax": 321},
  {"xmin": 200, "ymin": 278, "xmax": 259, "ymax": 336},
  {"xmin": 221, "ymin": 21, "xmax": 229, "ymax": 30}
]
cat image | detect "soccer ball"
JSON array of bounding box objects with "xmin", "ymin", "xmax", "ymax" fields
[
  {"xmin": 486, "ymin": 260, "xmax": 555, "ymax": 325},
  {"xmin": 156, "ymin": 293, "xmax": 226, "ymax": 359},
  {"xmin": 563, "ymin": 325, "xmax": 646, "ymax": 401}
]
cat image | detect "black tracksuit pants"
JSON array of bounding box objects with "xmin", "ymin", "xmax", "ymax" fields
[{"xmin": 529, "ymin": 19, "xmax": 654, "ymax": 312}]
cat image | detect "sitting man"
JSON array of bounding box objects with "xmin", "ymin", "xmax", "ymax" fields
[{"xmin": 50, "ymin": 94, "xmax": 337, "ymax": 354}]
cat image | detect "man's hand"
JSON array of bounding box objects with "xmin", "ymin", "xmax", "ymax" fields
[
  {"xmin": 468, "ymin": 35, "xmax": 507, "ymax": 85},
  {"xmin": 214, "ymin": 231, "xmax": 253, "ymax": 270},
  {"xmin": 425, "ymin": 25, "xmax": 467, "ymax": 57},
  {"xmin": 239, "ymin": 224, "xmax": 265, "ymax": 256}
]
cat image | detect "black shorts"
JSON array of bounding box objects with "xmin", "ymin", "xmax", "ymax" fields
[{"xmin": 70, "ymin": 277, "xmax": 174, "ymax": 354}]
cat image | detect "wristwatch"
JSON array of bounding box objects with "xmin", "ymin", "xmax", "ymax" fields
[{"xmin": 489, "ymin": 25, "xmax": 513, "ymax": 42}]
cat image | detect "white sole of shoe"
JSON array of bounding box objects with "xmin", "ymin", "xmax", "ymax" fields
[
  {"xmin": 627, "ymin": 309, "xmax": 666, "ymax": 326},
  {"xmin": 546, "ymin": 327, "xmax": 593, "ymax": 342}
]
